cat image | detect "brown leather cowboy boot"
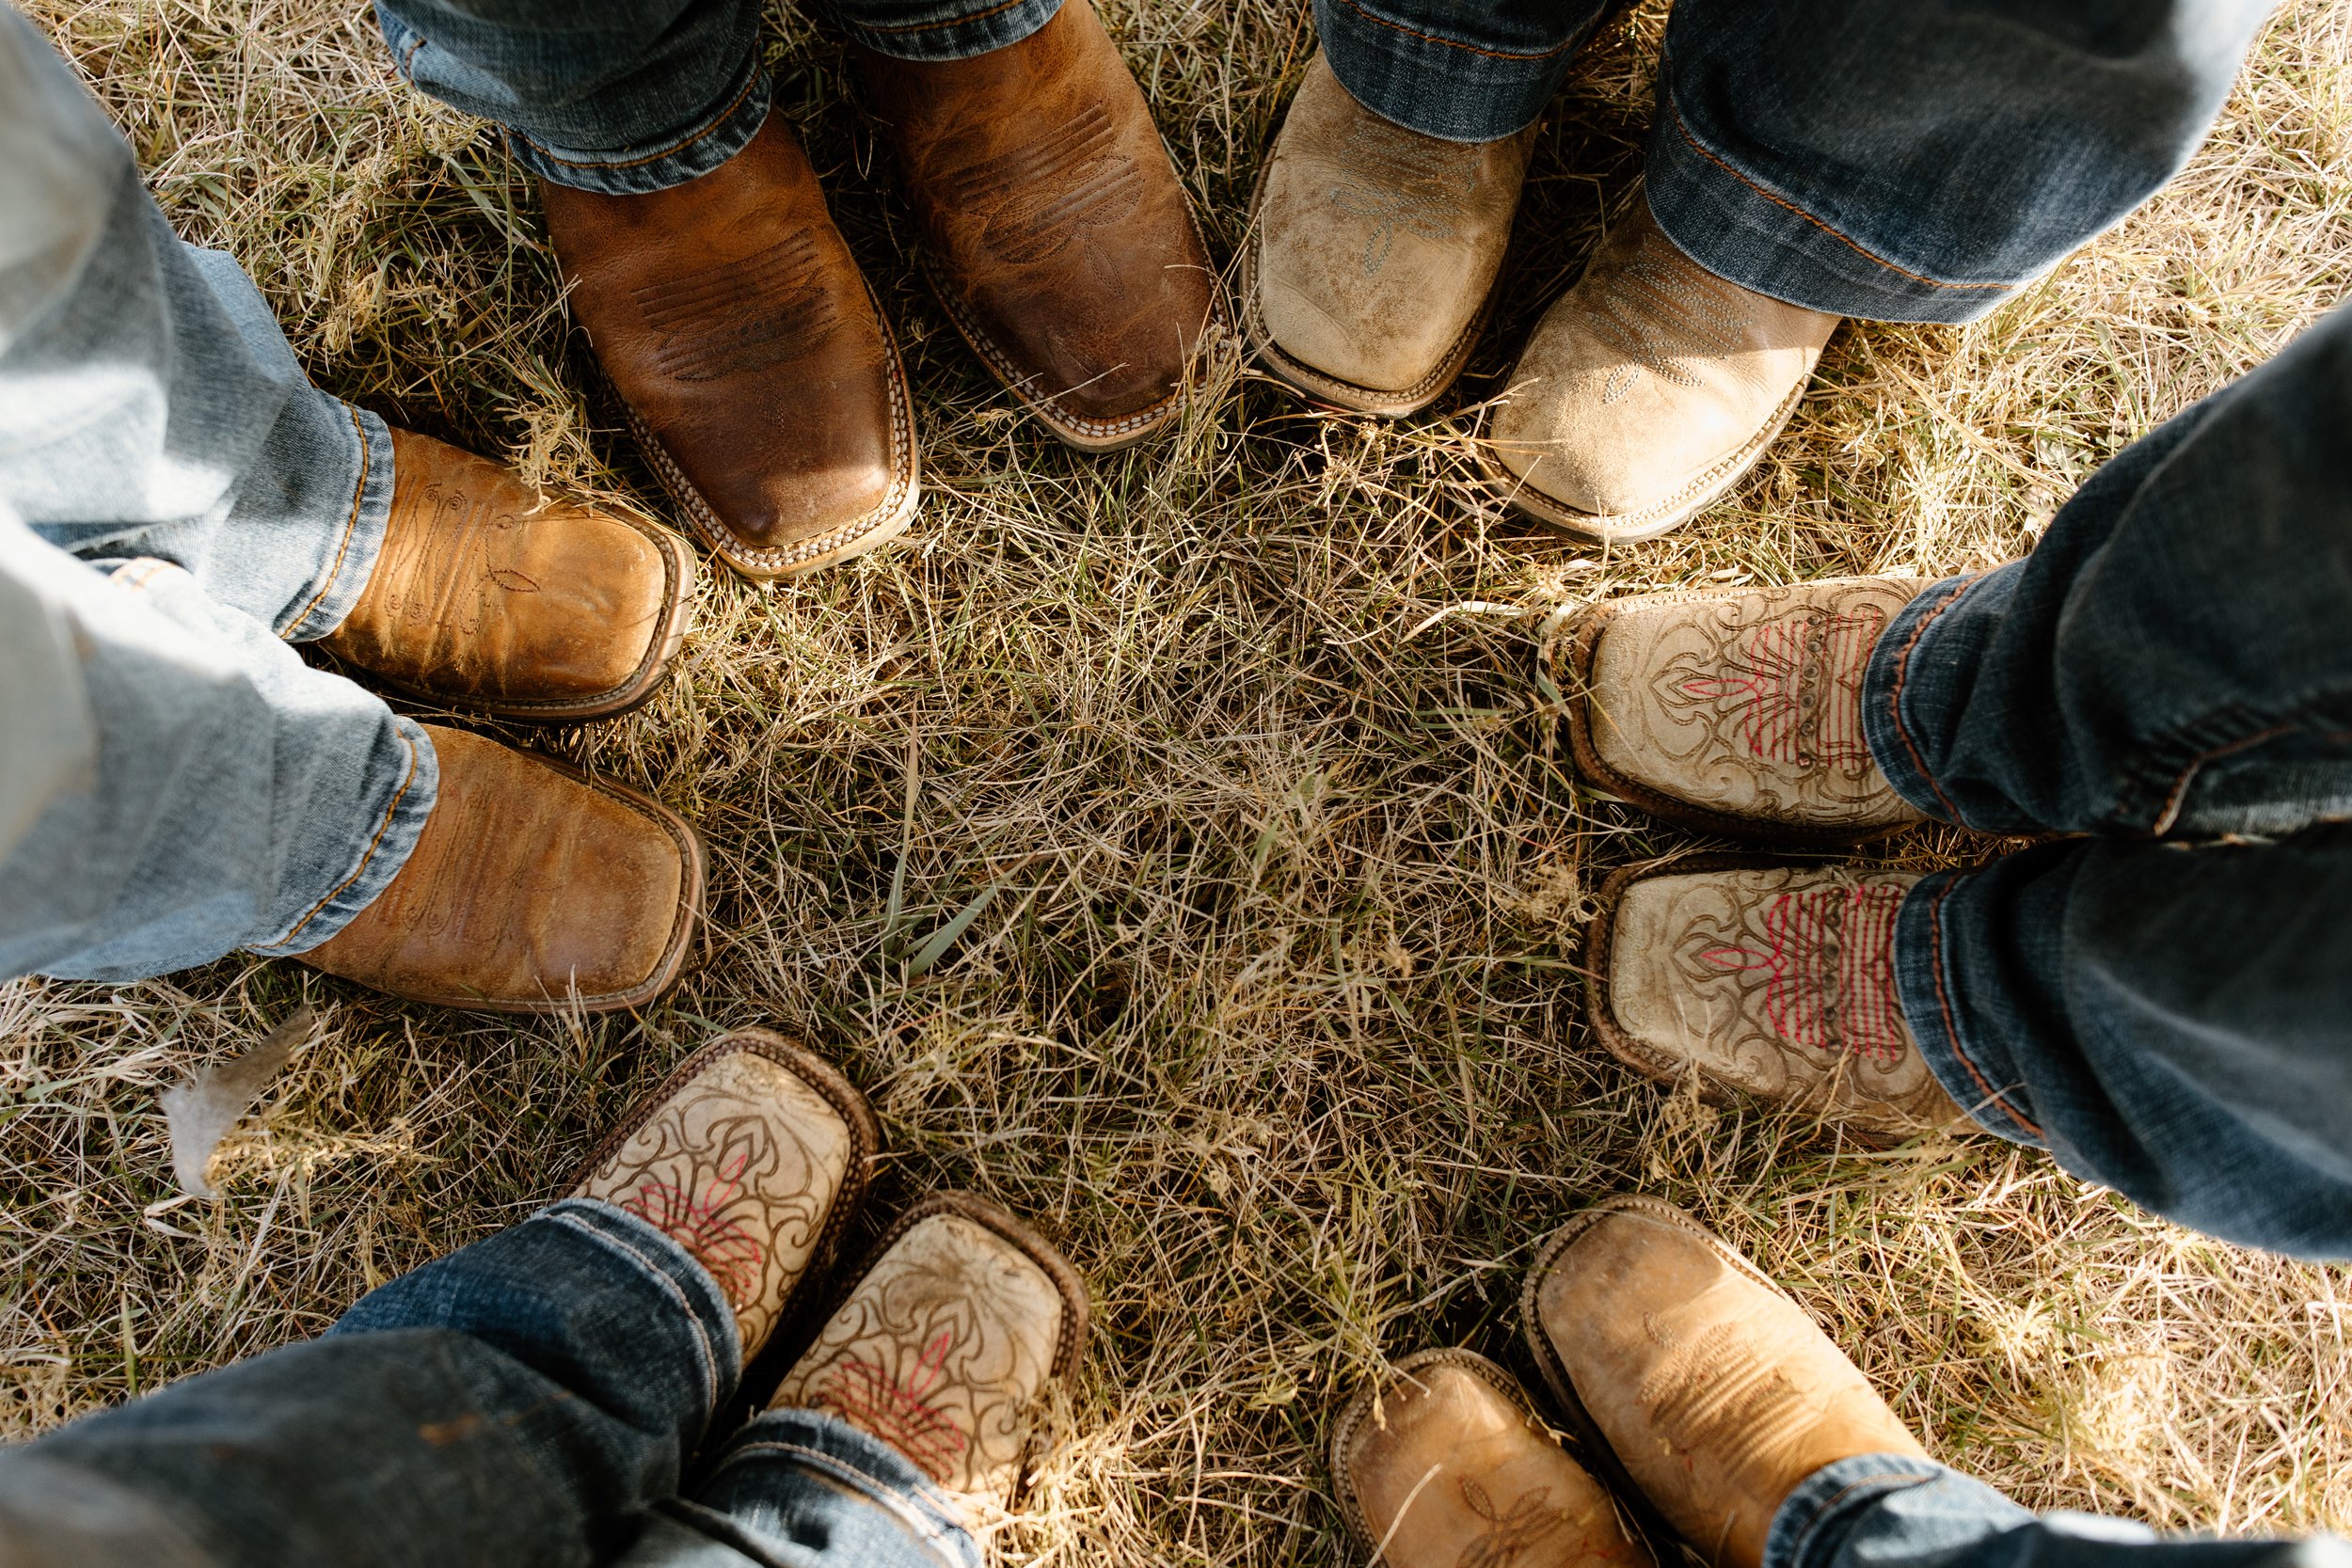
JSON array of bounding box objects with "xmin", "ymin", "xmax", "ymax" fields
[
  {"xmin": 569, "ymin": 1029, "xmax": 880, "ymax": 1356},
  {"xmin": 854, "ymin": 0, "xmax": 1223, "ymax": 451},
  {"xmin": 1331, "ymin": 1347, "xmax": 1656, "ymax": 1568},
  {"xmin": 1522, "ymin": 1198, "xmax": 1931, "ymax": 1568},
  {"xmin": 299, "ymin": 724, "xmax": 703, "ymax": 1013},
  {"xmin": 770, "ymin": 1192, "xmax": 1089, "ymax": 1513},
  {"xmin": 1585, "ymin": 858, "xmax": 1964, "ymax": 1139},
  {"xmin": 320, "ymin": 428, "xmax": 695, "ymax": 721},
  {"xmin": 539, "ymin": 116, "xmax": 919, "ymax": 581}
]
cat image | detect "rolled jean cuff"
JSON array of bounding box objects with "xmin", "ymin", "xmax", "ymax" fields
[
  {"xmin": 246, "ymin": 712, "xmax": 438, "ymax": 957},
  {"xmin": 1766, "ymin": 1453, "xmax": 2032, "ymax": 1568},
  {"xmin": 1311, "ymin": 0, "xmax": 1608, "ymax": 143},
  {"xmin": 281, "ymin": 402, "xmax": 398, "ymax": 642},
  {"xmin": 1642, "ymin": 84, "xmax": 2027, "ymax": 325},
  {"xmin": 1860, "ymin": 571, "xmax": 1996, "ymax": 827},
  {"xmin": 834, "ymin": 0, "xmax": 1061, "ymax": 63},
  {"xmin": 1894, "ymin": 870, "xmax": 2048, "ymax": 1148},
  {"xmin": 687, "ymin": 1406, "xmax": 982, "ymax": 1568}
]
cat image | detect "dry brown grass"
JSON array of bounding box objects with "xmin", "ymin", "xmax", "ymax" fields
[{"xmin": 8, "ymin": 0, "xmax": 2352, "ymax": 1560}]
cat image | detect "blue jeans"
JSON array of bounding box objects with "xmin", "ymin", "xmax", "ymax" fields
[
  {"xmin": 1312, "ymin": 0, "xmax": 2275, "ymax": 322},
  {"xmin": 374, "ymin": 0, "xmax": 1067, "ymax": 197},
  {"xmin": 1864, "ymin": 300, "xmax": 2352, "ymax": 1263},
  {"xmin": 0, "ymin": 1199, "xmax": 976, "ymax": 1568},
  {"xmin": 0, "ymin": 7, "xmax": 433, "ymax": 982}
]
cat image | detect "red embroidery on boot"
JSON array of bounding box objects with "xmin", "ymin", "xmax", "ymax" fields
[
  {"xmin": 1699, "ymin": 886, "xmax": 1906, "ymax": 1065},
  {"xmin": 622, "ymin": 1151, "xmax": 767, "ymax": 1306},
  {"xmin": 1682, "ymin": 608, "xmax": 1885, "ymax": 769},
  {"xmin": 818, "ymin": 1328, "xmax": 969, "ymax": 1481}
]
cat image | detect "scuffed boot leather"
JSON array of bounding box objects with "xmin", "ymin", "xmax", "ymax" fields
[
  {"xmin": 1523, "ymin": 1197, "xmax": 1931, "ymax": 1568},
  {"xmin": 771, "ymin": 1192, "xmax": 1089, "ymax": 1513},
  {"xmin": 1330, "ymin": 1347, "xmax": 1655, "ymax": 1568},
  {"xmin": 299, "ymin": 724, "xmax": 703, "ymax": 1013},
  {"xmin": 1484, "ymin": 200, "xmax": 1837, "ymax": 541},
  {"xmin": 569, "ymin": 1029, "xmax": 879, "ymax": 1356},
  {"xmin": 540, "ymin": 114, "xmax": 918, "ymax": 581},
  {"xmin": 1244, "ymin": 55, "xmax": 1534, "ymax": 415},
  {"xmin": 855, "ymin": 0, "xmax": 1222, "ymax": 451},
  {"xmin": 1586, "ymin": 859, "xmax": 1965, "ymax": 1140},
  {"xmin": 320, "ymin": 428, "xmax": 694, "ymax": 721}
]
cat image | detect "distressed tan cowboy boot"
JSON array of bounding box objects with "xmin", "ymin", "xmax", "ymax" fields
[
  {"xmin": 1522, "ymin": 1198, "xmax": 1930, "ymax": 1568},
  {"xmin": 1243, "ymin": 55, "xmax": 1534, "ymax": 416},
  {"xmin": 770, "ymin": 1192, "xmax": 1089, "ymax": 1513},
  {"xmin": 1585, "ymin": 859, "xmax": 1963, "ymax": 1140},
  {"xmin": 1565, "ymin": 577, "xmax": 1931, "ymax": 845},
  {"xmin": 321, "ymin": 428, "xmax": 696, "ymax": 721},
  {"xmin": 299, "ymin": 724, "xmax": 703, "ymax": 1014},
  {"xmin": 1483, "ymin": 200, "xmax": 1837, "ymax": 541},
  {"xmin": 1331, "ymin": 1347, "xmax": 1655, "ymax": 1568},
  {"xmin": 569, "ymin": 1029, "xmax": 880, "ymax": 1355}
]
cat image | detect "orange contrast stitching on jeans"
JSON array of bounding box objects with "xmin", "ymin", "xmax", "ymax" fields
[
  {"xmin": 272, "ymin": 726, "xmax": 423, "ymax": 949},
  {"xmin": 2150, "ymin": 721, "xmax": 2296, "ymax": 834},
  {"xmin": 284, "ymin": 405, "xmax": 373, "ymax": 638},
  {"xmin": 1663, "ymin": 89, "xmax": 2008, "ymax": 294},
  {"xmin": 522, "ymin": 68, "xmax": 762, "ymax": 172},
  {"xmin": 1882, "ymin": 576, "xmax": 1979, "ymax": 822},
  {"xmin": 1926, "ymin": 877, "xmax": 2044, "ymax": 1138},
  {"xmin": 1330, "ymin": 0, "xmax": 1594, "ymax": 61},
  {"xmin": 854, "ymin": 0, "xmax": 1042, "ymax": 35}
]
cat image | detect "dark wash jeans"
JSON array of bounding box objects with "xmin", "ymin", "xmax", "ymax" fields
[
  {"xmin": 374, "ymin": 0, "xmax": 1067, "ymax": 196},
  {"xmin": 1311, "ymin": 0, "xmax": 2275, "ymax": 322},
  {"xmin": 1863, "ymin": 301, "xmax": 2352, "ymax": 1262},
  {"xmin": 0, "ymin": 1200, "xmax": 976, "ymax": 1568}
]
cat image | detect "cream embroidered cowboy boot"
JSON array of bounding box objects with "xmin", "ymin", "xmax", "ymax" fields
[
  {"xmin": 1522, "ymin": 1197, "xmax": 1930, "ymax": 1568},
  {"xmin": 1331, "ymin": 1347, "xmax": 1655, "ymax": 1568},
  {"xmin": 1483, "ymin": 200, "xmax": 1838, "ymax": 540},
  {"xmin": 771, "ymin": 1192, "xmax": 1089, "ymax": 1512},
  {"xmin": 1244, "ymin": 54, "xmax": 1534, "ymax": 415},
  {"xmin": 1566, "ymin": 577, "xmax": 1931, "ymax": 845},
  {"xmin": 1586, "ymin": 859, "xmax": 1964, "ymax": 1139},
  {"xmin": 569, "ymin": 1030, "xmax": 880, "ymax": 1357}
]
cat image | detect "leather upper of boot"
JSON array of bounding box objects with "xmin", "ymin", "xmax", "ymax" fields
[
  {"xmin": 298, "ymin": 724, "xmax": 701, "ymax": 1013},
  {"xmin": 539, "ymin": 114, "xmax": 914, "ymax": 578},
  {"xmin": 1490, "ymin": 200, "xmax": 1837, "ymax": 522},
  {"xmin": 1331, "ymin": 1348, "xmax": 1655, "ymax": 1568},
  {"xmin": 570, "ymin": 1031, "xmax": 877, "ymax": 1357},
  {"xmin": 1527, "ymin": 1198, "xmax": 1929, "ymax": 1568},
  {"xmin": 1249, "ymin": 55, "xmax": 1533, "ymax": 402},
  {"xmin": 1598, "ymin": 862, "xmax": 1964, "ymax": 1136},
  {"xmin": 320, "ymin": 428, "xmax": 692, "ymax": 720},
  {"xmin": 855, "ymin": 0, "xmax": 1217, "ymax": 445}
]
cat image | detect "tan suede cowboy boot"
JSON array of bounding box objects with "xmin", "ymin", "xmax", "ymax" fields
[
  {"xmin": 298, "ymin": 724, "xmax": 703, "ymax": 1014},
  {"xmin": 1585, "ymin": 858, "xmax": 1963, "ymax": 1140},
  {"xmin": 1244, "ymin": 55, "xmax": 1534, "ymax": 416},
  {"xmin": 770, "ymin": 1192, "xmax": 1089, "ymax": 1513},
  {"xmin": 1483, "ymin": 200, "xmax": 1837, "ymax": 541},
  {"xmin": 1331, "ymin": 1347, "xmax": 1655, "ymax": 1568},
  {"xmin": 569, "ymin": 1029, "xmax": 880, "ymax": 1356},
  {"xmin": 1523, "ymin": 1197, "xmax": 1931, "ymax": 1568},
  {"xmin": 321, "ymin": 428, "xmax": 695, "ymax": 721}
]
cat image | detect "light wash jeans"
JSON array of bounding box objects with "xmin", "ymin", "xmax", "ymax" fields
[
  {"xmin": 0, "ymin": 6, "xmax": 434, "ymax": 983},
  {"xmin": 0, "ymin": 1198, "xmax": 977, "ymax": 1568},
  {"xmin": 1312, "ymin": 0, "xmax": 2277, "ymax": 322}
]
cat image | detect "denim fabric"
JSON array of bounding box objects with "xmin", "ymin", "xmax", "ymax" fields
[
  {"xmin": 0, "ymin": 7, "xmax": 435, "ymax": 981},
  {"xmin": 1311, "ymin": 0, "xmax": 1612, "ymax": 144},
  {"xmin": 375, "ymin": 0, "xmax": 1060, "ymax": 196},
  {"xmin": 1862, "ymin": 302, "xmax": 2352, "ymax": 1260},
  {"xmin": 0, "ymin": 1199, "xmax": 971, "ymax": 1568},
  {"xmin": 1767, "ymin": 1454, "xmax": 2347, "ymax": 1568}
]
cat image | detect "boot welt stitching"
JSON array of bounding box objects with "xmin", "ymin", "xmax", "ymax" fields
[
  {"xmin": 930, "ymin": 266, "xmax": 1185, "ymax": 440},
  {"xmin": 1922, "ymin": 875, "xmax": 2042, "ymax": 1138},
  {"xmin": 264, "ymin": 724, "xmax": 423, "ymax": 951}
]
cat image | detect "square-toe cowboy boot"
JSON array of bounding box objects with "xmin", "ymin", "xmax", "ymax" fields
[
  {"xmin": 568, "ymin": 1028, "xmax": 881, "ymax": 1357},
  {"xmin": 853, "ymin": 0, "xmax": 1226, "ymax": 452},
  {"xmin": 1330, "ymin": 1347, "xmax": 1657, "ymax": 1568},
  {"xmin": 770, "ymin": 1191, "xmax": 1089, "ymax": 1515},
  {"xmin": 320, "ymin": 428, "xmax": 696, "ymax": 721},
  {"xmin": 1522, "ymin": 1198, "xmax": 1931, "ymax": 1568},
  {"xmin": 1483, "ymin": 200, "xmax": 1838, "ymax": 542},
  {"xmin": 539, "ymin": 114, "xmax": 920, "ymax": 582},
  {"xmin": 298, "ymin": 724, "xmax": 705, "ymax": 1014},
  {"xmin": 1243, "ymin": 55, "xmax": 1535, "ymax": 418},
  {"xmin": 1584, "ymin": 858, "xmax": 1964, "ymax": 1140}
]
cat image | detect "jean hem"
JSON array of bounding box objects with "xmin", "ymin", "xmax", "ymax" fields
[
  {"xmin": 1642, "ymin": 74, "xmax": 2029, "ymax": 324},
  {"xmin": 282, "ymin": 404, "xmax": 396, "ymax": 642},
  {"xmin": 1311, "ymin": 0, "xmax": 1604, "ymax": 142},
  {"xmin": 1765, "ymin": 1454, "xmax": 1971, "ymax": 1568},
  {"xmin": 492, "ymin": 61, "xmax": 768, "ymax": 196},
  {"xmin": 839, "ymin": 0, "xmax": 1062, "ymax": 63},
  {"xmin": 698, "ymin": 1407, "xmax": 979, "ymax": 1567},
  {"xmin": 1861, "ymin": 572, "xmax": 1992, "ymax": 825},
  {"xmin": 245, "ymin": 713, "xmax": 439, "ymax": 955},
  {"xmin": 1894, "ymin": 872, "xmax": 2048, "ymax": 1147}
]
